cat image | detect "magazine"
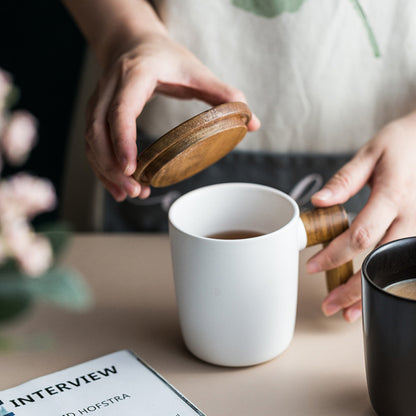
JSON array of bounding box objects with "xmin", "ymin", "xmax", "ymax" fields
[{"xmin": 0, "ymin": 350, "xmax": 205, "ymax": 416}]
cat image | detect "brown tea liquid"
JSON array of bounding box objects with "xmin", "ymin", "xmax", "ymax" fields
[
  {"xmin": 206, "ymin": 230, "xmax": 264, "ymax": 240},
  {"xmin": 384, "ymin": 278, "xmax": 416, "ymax": 301}
]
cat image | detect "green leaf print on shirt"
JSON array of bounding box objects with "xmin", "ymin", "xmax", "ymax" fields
[
  {"xmin": 232, "ymin": 0, "xmax": 380, "ymax": 57},
  {"xmin": 232, "ymin": 0, "xmax": 306, "ymax": 17},
  {"xmin": 349, "ymin": 0, "xmax": 380, "ymax": 57}
]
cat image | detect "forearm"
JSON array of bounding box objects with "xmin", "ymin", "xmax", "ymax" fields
[{"xmin": 62, "ymin": 0, "xmax": 168, "ymax": 66}]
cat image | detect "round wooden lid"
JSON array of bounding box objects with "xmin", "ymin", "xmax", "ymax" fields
[{"xmin": 132, "ymin": 102, "xmax": 252, "ymax": 187}]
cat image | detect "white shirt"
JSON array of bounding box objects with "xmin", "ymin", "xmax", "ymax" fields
[{"xmin": 138, "ymin": 0, "xmax": 416, "ymax": 153}]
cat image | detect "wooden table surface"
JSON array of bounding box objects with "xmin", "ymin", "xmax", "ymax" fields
[{"xmin": 0, "ymin": 234, "xmax": 374, "ymax": 415}]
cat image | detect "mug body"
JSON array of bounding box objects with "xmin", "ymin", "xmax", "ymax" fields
[
  {"xmin": 362, "ymin": 237, "xmax": 416, "ymax": 416},
  {"xmin": 168, "ymin": 183, "xmax": 301, "ymax": 366}
]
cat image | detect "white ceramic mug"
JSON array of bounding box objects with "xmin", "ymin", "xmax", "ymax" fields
[{"xmin": 168, "ymin": 183, "xmax": 352, "ymax": 366}]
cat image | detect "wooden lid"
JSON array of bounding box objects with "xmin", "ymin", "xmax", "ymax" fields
[{"xmin": 132, "ymin": 102, "xmax": 251, "ymax": 187}]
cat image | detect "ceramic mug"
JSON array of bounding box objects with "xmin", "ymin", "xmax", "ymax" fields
[
  {"xmin": 168, "ymin": 183, "xmax": 352, "ymax": 366},
  {"xmin": 362, "ymin": 237, "xmax": 416, "ymax": 416}
]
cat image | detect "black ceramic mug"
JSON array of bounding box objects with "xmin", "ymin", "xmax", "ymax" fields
[{"xmin": 362, "ymin": 237, "xmax": 416, "ymax": 416}]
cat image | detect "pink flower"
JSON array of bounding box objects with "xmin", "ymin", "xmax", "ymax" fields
[
  {"xmin": 0, "ymin": 69, "xmax": 56, "ymax": 278},
  {"xmin": 1, "ymin": 218, "xmax": 52, "ymax": 276},
  {"xmin": 0, "ymin": 173, "xmax": 56, "ymax": 219},
  {"xmin": 1, "ymin": 111, "xmax": 38, "ymax": 165},
  {"xmin": 2, "ymin": 217, "xmax": 33, "ymax": 256},
  {"xmin": 17, "ymin": 235, "xmax": 53, "ymax": 277}
]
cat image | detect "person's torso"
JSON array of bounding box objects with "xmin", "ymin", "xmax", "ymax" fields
[{"xmin": 139, "ymin": 0, "xmax": 416, "ymax": 153}]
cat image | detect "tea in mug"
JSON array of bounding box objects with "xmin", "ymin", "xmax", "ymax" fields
[
  {"xmin": 207, "ymin": 230, "xmax": 264, "ymax": 240},
  {"xmin": 384, "ymin": 278, "xmax": 416, "ymax": 301}
]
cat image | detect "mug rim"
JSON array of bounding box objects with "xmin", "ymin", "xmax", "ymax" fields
[
  {"xmin": 362, "ymin": 236, "xmax": 416, "ymax": 303},
  {"xmin": 168, "ymin": 182, "xmax": 299, "ymax": 241}
]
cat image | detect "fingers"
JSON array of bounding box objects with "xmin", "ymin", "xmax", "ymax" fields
[
  {"xmin": 85, "ymin": 73, "xmax": 146, "ymax": 201},
  {"xmin": 378, "ymin": 214, "xmax": 416, "ymax": 247},
  {"xmin": 317, "ymin": 210, "xmax": 408, "ymax": 324},
  {"xmin": 107, "ymin": 69, "xmax": 156, "ymax": 175},
  {"xmin": 85, "ymin": 35, "xmax": 261, "ymax": 201},
  {"xmin": 311, "ymin": 144, "xmax": 380, "ymax": 207},
  {"xmin": 156, "ymin": 53, "xmax": 261, "ymax": 131},
  {"xmin": 343, "ymin": 301, "xmax": 362, "ymax": 323},
  {"xmin": 307, "ymin": 187, "xmax": 398, "ymax": 274},
  {"xmin": 86, "ymin": 139, "xmax": 143, "ymax": 201},
  {"xmin": 306, "ymin": 146, "xmax": 393, "ymax": 323},
  {"xmin": 321, "ymin": 271, "xmax": 362, "ymax": 322},
  {"xmin": 308, "ymin": 139, "xmax": 394, "ymax": 272},
  {"xmin": 310, "ymin": 115, "xmax": 416, "ymax": 323},
  {"xmin": 188, "ymin": 69, "xmax": 261, "ymax": 131},
  {"xmin": 315, "ymin": 191, "xmax": 398, "ymax": 323},
  {"xmin": 95, "ymin": 171, "xmax": 127, "ymax": 202}
]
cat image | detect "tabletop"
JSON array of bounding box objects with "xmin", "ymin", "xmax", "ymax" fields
[{"xmin": 0, "ymin": 234, "xmax": 374, "ymax": 415}]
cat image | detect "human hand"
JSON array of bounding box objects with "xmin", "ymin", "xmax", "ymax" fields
[
  {"xmin": 85, "ymin": 33, "xmax": 260, "ymax": 201},
  {"xmin": 308, "ymin": 111, "xmax": 416, "ymax": 322}
]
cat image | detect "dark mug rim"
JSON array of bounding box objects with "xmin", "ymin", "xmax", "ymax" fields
[{"xmin": 362, "ymin": 236, "xmax": 416, "ymax": 303}]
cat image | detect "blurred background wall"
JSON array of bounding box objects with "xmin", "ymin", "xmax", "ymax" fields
[{"xmin": 0, "ymin": 0, "xmax": 86, "ymax": 223}]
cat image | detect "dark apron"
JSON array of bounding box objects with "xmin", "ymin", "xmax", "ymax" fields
[{"xmin": 103, "ymin": 133, "xmax": 370, "ymax": 232}]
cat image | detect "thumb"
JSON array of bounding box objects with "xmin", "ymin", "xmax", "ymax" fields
[{"xmin": 311, "ymin": 147, "xmax": 379, "ymax": 207}]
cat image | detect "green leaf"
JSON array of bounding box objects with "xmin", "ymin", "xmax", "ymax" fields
[
  {"xmin": 4, "ymin": 85, "xmax": 20, "ymax": 110},
  {"xmin": 349, "ymin": 0, "xmax": 380, "ymax": 57},
  {"xmin": 26, "ymin": 267, "xmax": 93, "ymax": 311},
  {"xmin": 232, "ymin": 0, "xmax": 306, "ymax": 17},
  {"xmin": 232, "ymin": 0, "xmax": 380, "ymax": 58},
  {"xmin": 0, "ymin": 257, "xmax": 20, "ymax": 274},
  {"xmin": 0, "ymin": 223, "xmax": 91, "ymax": 326},
  {"xmin": 0, "ymin": 267, "xmax": 92, "ymax": 312},
  {"xmin": 0, "ymin": 294, "xmax": 32, "ymax": 323},
  {"xmin": 36, "ymin": 222, "xmax": 72, "ymax": 262},
  {"xmin": 0, "ymin": 271, "xmax": 35, "ymax": 324},
  {"xmin": 0, "ymin": 222, "xmax": 72, "ymax": 275}
]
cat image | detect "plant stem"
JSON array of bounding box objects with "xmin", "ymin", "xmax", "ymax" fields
[{"xmin": 350, "ymin": 0, "xmax": 381, "ymax": 57}]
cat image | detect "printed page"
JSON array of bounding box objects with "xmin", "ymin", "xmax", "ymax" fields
[{"xmin": 0, "ymin": 350, "xmax": 205, "ymax": 416}]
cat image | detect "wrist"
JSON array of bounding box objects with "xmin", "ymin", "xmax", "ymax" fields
[
  {"xmin": 102, "ymin": 1, "xmax": 168, "ymax": 67},
  {"xmin": 65, "ymin": 0, "xmax": 168, "ymax": 69},
  {"xmin": 100, "ymin": 28, "xmax": 168, "ymax": 70}
]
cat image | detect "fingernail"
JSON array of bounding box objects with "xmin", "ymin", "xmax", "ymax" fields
[
  {"xmin": 123, "ymin": 162, "xmax": 133, "ymax": 176},
  {"xmin": 123, "ymin": 160, "xmax": 135, "ymax": 176},
  {"xmin": 307, "ymin": 260, "xmax": 322, "ymax": 273},
  {"xmin": 312, "ymin": 188, "xmax": 332, "ymax": 201},
  {"xmin": 124, "ymin": 179, "xmax": 141, "ymax": 198}
]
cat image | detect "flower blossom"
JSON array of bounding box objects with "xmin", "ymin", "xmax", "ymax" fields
[
  {"xmin": 0, "ymin": 218, "xmax": 52, "ymax": 276},
  {"xmin": 0, "ymin": 173, "xmax": 56, "ymax": 220},
  {"xmin": 0, "ymin": 68, "xmax": 56, "ymax": 278},
  {"xmin": 1, "ymin": 111, "xmax": 37, "ymax": 165},
  {"xmin": 0, "ymin": 174, "xmax": 56, "ymax": 276},
  {"xmin": 17, "ymin": 234, "xmax": 53, "ymax": 277}
]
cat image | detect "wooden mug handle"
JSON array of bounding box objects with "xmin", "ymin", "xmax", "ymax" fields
[{"xmin": 300, "ymin": 205, "xmax": 354, "ymax": 292}]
